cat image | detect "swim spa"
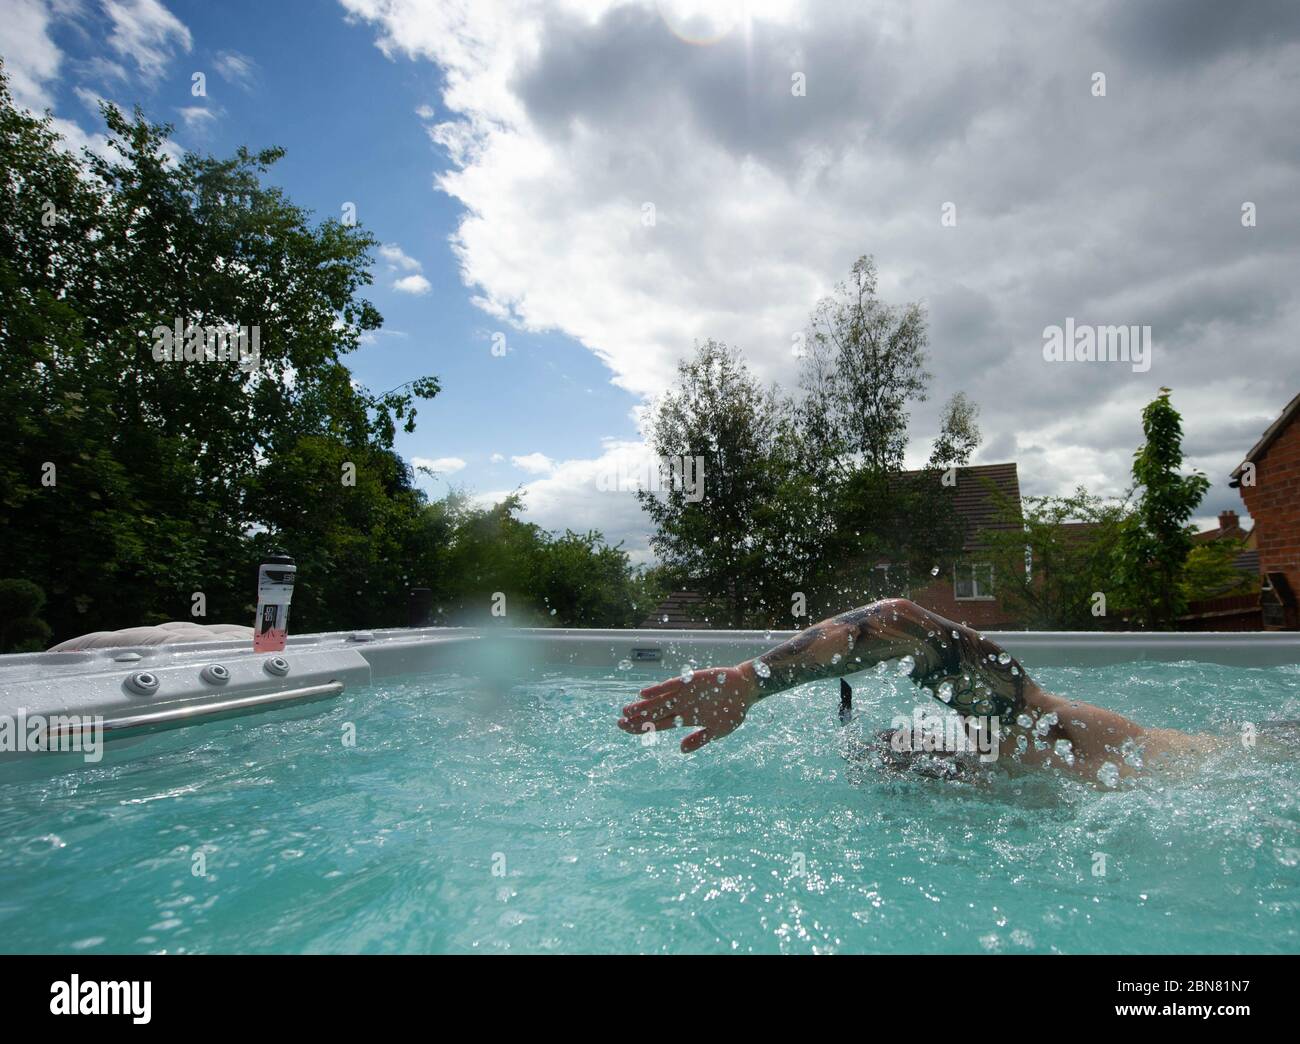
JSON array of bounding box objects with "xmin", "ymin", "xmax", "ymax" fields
[{"xmin": 1, "ymin": 627, "xmax": 1298, "ymax": 953}]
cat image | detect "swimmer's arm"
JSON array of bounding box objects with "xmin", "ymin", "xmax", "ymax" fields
[
  {"xmin": 742, "ymin": 599, "xmax": 972, "ymax": 698},
  {"xmin": 620, "ymin": 598, "xmax": 1028, "ymax": 752},
  {"xmin": 744, "ymin": 597, "xmax": 1034, "ymax": 727}
]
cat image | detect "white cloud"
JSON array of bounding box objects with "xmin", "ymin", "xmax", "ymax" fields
[
  {"xmin": 415, "ymin": 103, "xmax": 436, "ymax": 119},
  {"xmin": 103, "ymin": 0, "xmax": 192, "ymax": 81},
  {"xmin": 214, "ymin": 49, "xmax": 256, "ymax": 90},
  {"xmin": 413, "ymin": 455, "xmax": 467, "ymax": 475},
  {"xmin": 393, "ymin": 273, "xmax": 432, "ymax": 295},
  {"xmin": 489, "ymin": 452, "xmax": 505, "ymax": 463},
  {"xmin": 479, "ymin": 439, "xmax": 661, "ymax": 562},
  {"xmin": 74, "ymin": 85, "xmax": 109, "ymax": 113},
  {"xmin": 176, "ymin": 104, "xmax": 217, "ymax": 130},
  {"xmin": 0, "ymin": 0, "xmax": 68, "ymax": 110},
  {"xmin": 341, "ymin": 0, "xmax": 1300, "ymax": 540},
  {"xmin": 510, "ymin": 452, "xmax": 555, "ymax": 474},
  {"xmin": 378, "ymin": 242, "xmax": 423, "ymax": 271}
]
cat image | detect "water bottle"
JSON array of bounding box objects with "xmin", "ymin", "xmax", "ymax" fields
[{"xmin": 253, "ymin": 553, "xmax": 296, "ymax": 653}]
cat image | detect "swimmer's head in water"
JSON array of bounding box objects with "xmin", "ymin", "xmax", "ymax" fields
[{"xmin": 871, "ymin": 727, "xmax": 978, "ymax": 781}]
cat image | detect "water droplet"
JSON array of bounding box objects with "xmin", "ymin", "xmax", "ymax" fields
[
  {"xmin": 1097, "ymin": 761, "xmax": 1120, "ymax": 788},
  {"xmin": 753, "ymin": 660, "xmax": 771, "ymax": 679},
  {"xmin": 715, "ymin": 672, "xmax": 727, "ymax": 684},
  {"xmin": 997, "ymin": 652, "xmax": 1011, "ymax": 665},
  {"xmin": 1016, "ymin": 713, "xmax": 1033, "ymax": 729},
  {"xmin": 1053, "ymin": 738, "xmax": 1075, "ymax": 766},
  {"xmin": 937, "ymin": 682, "xmax": 954, "ymax": 703},
  {"xmin": 661, "ymin": 614, "xmax": 669, "ymax": 623},
  {"xmin": 617, "ymin": 659, "xmax": 633, "ymax": 672},
  {"xmin": 930, "ymin": 565, "xmax": 939, "ymax": 576},
  {"xmin": 549, "ymin": 608, "xmax": 557, "ymax": 616},
  {"xmin": 679, "ymin": 667, "xmax": 695, "ymax": 683},
  {"xmin": 897, "ymin": 655, "xmax": 915, "ymax": 676},
  {"xmin": 831, "ymin": 653, "xmax": 842, "ymax": 664}
]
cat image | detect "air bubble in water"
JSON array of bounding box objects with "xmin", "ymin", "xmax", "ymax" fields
[
  {"xmin": 1097, "ymin": 762, "xmax": 1120, "ymax": 788},
  {"xmin": 1016, "ymin": 713, "xmax": 1033, "ymax": 729},
  {"xmin": 1053, "ymin": 738, "xmax": 1075, "ymax": 765},
  {"xmin": 617, "ymin": 659, "xmax": 633, "ymax": 672},
  {"xmin": 753, "ymin": 660, "xmax": 771, "ymax": 679}
]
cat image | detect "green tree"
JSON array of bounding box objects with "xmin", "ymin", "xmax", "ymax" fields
[
  {"xmin": 928, "ymin": 392, "xmax": 981, "ymax": 469},
  {"xmin": 1113, "ymin": 389, "xmax": 1210, "ymax": 628},
  {"xmin": 0, "ymin": 66, "xmax": 438, "ymax": 640},
  {"xmin": 980, "ymin": 488, "xmax": 1126, "ymax": 629},
  {"xmin": 807, "ymin": 255, "xmax": 930, "ymax": 472},
  {"xmin": 1180, "ymin": 536, "xmax": 1254, "ymax": 603},
  {"xmin": 638, "ymin": 340, "xmax": 790, "ymax": 627},
  {"xmin": 0, "ymin": 579, "xmax": 52, "ymax": 653},
  {"xmin": 792, "ymin": 256, "xmax": 969, "ymax": 611}
]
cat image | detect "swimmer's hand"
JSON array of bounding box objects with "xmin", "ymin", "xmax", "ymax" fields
[{"xmin": 618, "ymin": 664, "xmax": 760, "ymax": 753}]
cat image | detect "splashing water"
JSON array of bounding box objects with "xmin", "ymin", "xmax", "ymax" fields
[{"xmin": 0, "ymin": 660, "xmax": 1296, "ymax": 954}]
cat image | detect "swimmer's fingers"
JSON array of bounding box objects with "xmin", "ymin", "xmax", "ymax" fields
[
  {"xmin": 618, "ymin": 711, "xmax": 688, "ymax": 735},
  {"xmin": 681, "ymin": 728, "xmax": 711, "ymax": 753},
  {"xmin": 621, "ymin": 687, "xmax": 685, "ymax": 721},
  {"xmin": 638, "ymin": 677, "xmax": 683, "ymax": 700}
]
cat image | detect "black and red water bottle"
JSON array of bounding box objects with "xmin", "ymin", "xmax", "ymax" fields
[{"xmin": 253, "ymin": 553, "xmax": 296, "ymax": 653}]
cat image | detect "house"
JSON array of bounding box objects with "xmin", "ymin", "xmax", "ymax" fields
[
  {"xmin": 1179, "ymin": 509, "xmax": 1262, "ymax": 631},
  {"xmin": 1231, "ymin": 391, "xmax": 1300, "ymax": 630},
  {"xmin": 641, "ymin": 462, "xmax": 1028, "ymax": 629},
  {"xmin": 899, "ymin": 462, "xmax": 1024, "ymax": 629}
]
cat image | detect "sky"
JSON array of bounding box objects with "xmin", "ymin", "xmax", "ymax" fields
[{"xmin": 3, "ymin": 0, "xmax": 1298, "ymax": 562}]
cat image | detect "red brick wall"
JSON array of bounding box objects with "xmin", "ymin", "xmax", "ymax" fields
[
  {"xmin": 1238, "ymin": 417, "xmax": 1300, "ymax": 629},
  {"xmin": 910, "ymin": 569, "xmax": 1023, "ymax": 630}
]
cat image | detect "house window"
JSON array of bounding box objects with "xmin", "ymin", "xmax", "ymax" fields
[{"xmin": 954, "ymin": 562, "xmax": 994, "ymax": 600}]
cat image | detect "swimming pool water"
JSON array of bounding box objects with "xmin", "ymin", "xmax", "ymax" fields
[{"xmin": 1, "ymin": 659, "xmax": 1298, "ymax": 953}]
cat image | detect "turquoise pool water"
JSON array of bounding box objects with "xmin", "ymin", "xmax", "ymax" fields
[{"xmin": 1, "ymin": 659, "xmax": 1298, "ymax": 953}]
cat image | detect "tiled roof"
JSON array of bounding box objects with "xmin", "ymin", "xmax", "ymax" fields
[
  {"xmin": 639, "ymin": 590, "xmax": 712, "ymax": 629},
  {"xmin": 899, "ymin": 462, "xmax": 1022, "ymax": 551}
]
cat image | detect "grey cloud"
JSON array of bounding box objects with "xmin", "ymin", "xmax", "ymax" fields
[{"xmin": 1101, "ymin": 0, "xmax": 1300, "ymax": 71}]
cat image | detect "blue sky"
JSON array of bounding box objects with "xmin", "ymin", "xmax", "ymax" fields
[
  {"xmin": 4, "ymin": 0, "xmax": 1299, "ymax": 560},
  {"xmin": 4, "ymin": 0, "xmax": 644, "ymax": 534}
]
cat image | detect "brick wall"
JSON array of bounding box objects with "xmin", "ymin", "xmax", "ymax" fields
[
  {"xmin": 1238, "ymin": 416, "xmax": 1300, "ymax": 628},
  {"xmin": 910, "ymin": 568, "xmax": 1023, "ymax": 629}
]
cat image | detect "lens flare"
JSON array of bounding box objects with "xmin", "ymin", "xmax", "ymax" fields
[{"xmin": 655, "ymin": 0, "xmax": 744, "ymax": 46}]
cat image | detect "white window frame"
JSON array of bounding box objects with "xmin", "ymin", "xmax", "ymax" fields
[{"xmin": 954, "ymin": 561, "xmax": 995, "ymax": 601}]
